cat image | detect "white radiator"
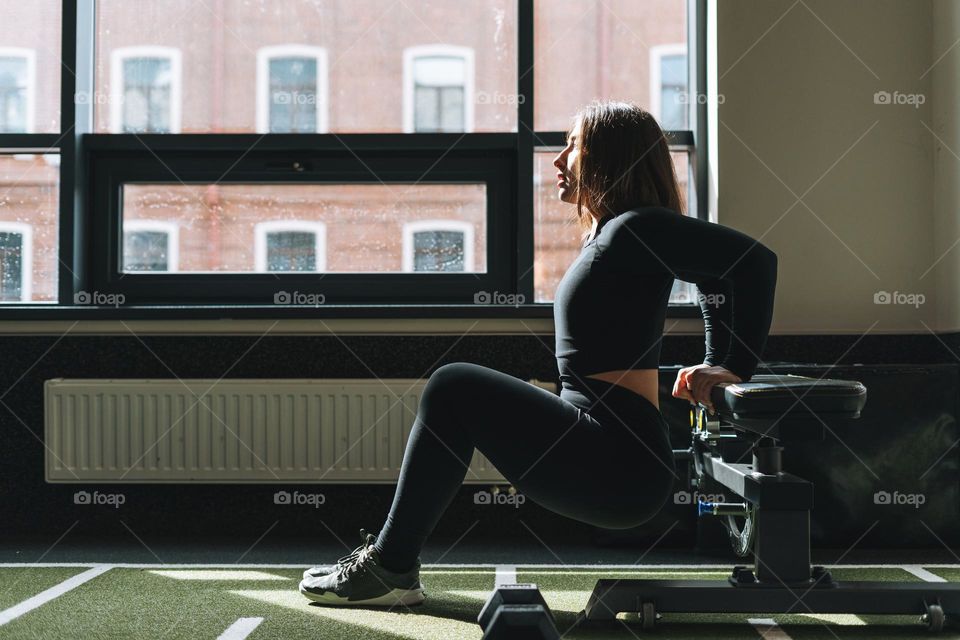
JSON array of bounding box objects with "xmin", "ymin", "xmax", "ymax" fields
[{"xmin": 43, "ymin": 377, "xmax": 557, "ymax": 483}]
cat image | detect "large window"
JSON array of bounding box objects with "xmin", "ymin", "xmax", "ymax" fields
[
  {"xmin": 0, "ymin": 49, "xmax": 34, "ymax": 133},
  {"xmin": 0, "ymin": 0, "xmax": 706, "ymax": 314},
  {"xmin": 256, "ymin": 46, "xmax": 328, "ymax": 134},
  {"xmin": 110, "ymin": 47, "xmax": 181, "ymax": 133},
  {"xmin": 404, "ymin": 46, "xmax": 474, "ymax": 133}
]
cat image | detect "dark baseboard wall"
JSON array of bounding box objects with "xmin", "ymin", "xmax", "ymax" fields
[{"xmin": 0, "ymin": 332, "xmax": 957, "ymax": 554}]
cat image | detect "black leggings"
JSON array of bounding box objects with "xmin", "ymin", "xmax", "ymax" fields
[{"xmin": 372, "ymin": 362, "xmax": 678, "ymax": 572}]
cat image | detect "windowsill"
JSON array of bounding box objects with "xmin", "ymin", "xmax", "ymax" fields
[{"xmin": 0, "ymin": 303, "xmax": 703, "ymax": 334}]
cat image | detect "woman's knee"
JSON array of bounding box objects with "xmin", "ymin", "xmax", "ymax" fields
[
  {"xmin": 418, "ymin": 362, "xmax": 482, "ymax": 424},
  {"xmin": 423, "ymin": 362, "xmax": 489, "ymax": 402}
]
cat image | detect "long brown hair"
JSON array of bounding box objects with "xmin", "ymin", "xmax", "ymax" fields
[{"xmin": 570, "ymin": 100, "xmax": 686, "ymax": 243}]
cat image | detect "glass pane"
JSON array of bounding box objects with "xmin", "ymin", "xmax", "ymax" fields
[
  {"xmin": 660, "ymin": 53, "xmax": 688, "ymax": 130},
  {"xmin": 122, "ymin": 57, "xmax": 173, "ymax": 133},
  {"xmin": 267, "ymin": 231, "xmax": 316, "ymax": 271},
  {"xmin": 121, "ymin": 184, "xmax": 486, "ymax": 273},
  {"xmin": 96, "ymin": 0, "xmax": 517, "ymax": 133},
  {"xmin": 534, "ymin": 0, "xmax": 688, "ymax": 131},
  {"xmin": 0, "ymin": 154, "xmax": 59, "ymax": 303},
  {"xmin": 123, "ymin": 231, "xmax": 170, "ymax": 271},
  {"xmin": 414, "ymin": 230, "xmax": 464, "ymax": 272},
  {"xmin": 0, "ymin": 231, "xmax": 23, "ymax": 300},
  {"xmin": 533, "ymin": 149, "xmax": 690, "ymax": 303},
  {"xmin": 0, "ymin": 0, "xmax": 61, "ymax": 133},
  {"xmin": 269, "ymin": 58, "xmax": 318, "ymax": 133}
]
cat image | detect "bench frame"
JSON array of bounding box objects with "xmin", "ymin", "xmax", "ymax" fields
[{"xmin": 581, "ymin": 380, "xmax": 960, "ymax": 632}]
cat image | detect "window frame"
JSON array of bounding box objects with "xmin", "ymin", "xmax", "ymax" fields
[
  {"xmin": 402, "ymin": 219, "xmax": 475, "ymax": 272},
  {"xmin": 109, "ymin": 45, "xmax": 183, "ymax": 134},
  {"xmin": 649, "ymin": 43, "xmax": 688, "ymax": 131},
  {"xmin": 0, "ymin": 221, "xmax": 33, "ymax": 301},
  {"xmin": 0, "ymin": 0, "xmax": 708, "ymax": 318},
  {"xmin": 122, "ymin": 218, "xmax": 179, "ymax": 272},
  {"xmin": 254, "ymin": 219, "xmax": 327, "ymax": 272},
  {"xmin": 0, "ymin": 47, "xmax": 36, "ymax": 134},
  {"xmin": 255, "ymin": 44, "xmax": 329, "ymax": 134},
  {"xmin": 402, "ymin": 45, "xmax": 475, "ymax": 134}
]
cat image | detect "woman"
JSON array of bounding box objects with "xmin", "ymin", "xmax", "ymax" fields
[{"xmin": 298, "ymin": 100, "xmax": 778, "ymax": 606}]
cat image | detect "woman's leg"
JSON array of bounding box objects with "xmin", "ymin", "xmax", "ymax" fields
[{"xmin": 373, "ymin": 362, "xmax": 676, "ymax": 573}]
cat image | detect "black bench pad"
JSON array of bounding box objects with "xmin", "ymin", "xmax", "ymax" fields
[{"xmin": 709, "ymin": 374, "xmax": 867, "ymax": 420}]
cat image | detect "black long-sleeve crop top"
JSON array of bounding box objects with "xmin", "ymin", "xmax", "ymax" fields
[{"xmin": 553, "ymin": 206, "xmax": 778, "ymax": 391}]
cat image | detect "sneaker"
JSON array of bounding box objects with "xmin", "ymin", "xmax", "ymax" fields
[
  {"xmin": 298, "ymin": 529, "xmax": 425, "ymax": 606},
  {"xmin": 302, "ymin": 528, "xmax": 374, "ymax": 580}
]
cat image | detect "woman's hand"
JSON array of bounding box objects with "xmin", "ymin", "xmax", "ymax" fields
[{"xmin": 672, "ymin": 364, "xmax": 742, "ymax": 414}]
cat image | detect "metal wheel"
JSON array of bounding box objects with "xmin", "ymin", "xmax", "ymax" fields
[
  {"xmin": 723, "ymin": 503, "xmax": 757, "ymax": 557},
  {"xmin": 641, "ymin": 602, "xmax": 657, "ymax": 631},
  {"xmin": 921, "ymin": 603, "xmax": 945, "ymax": 633}
]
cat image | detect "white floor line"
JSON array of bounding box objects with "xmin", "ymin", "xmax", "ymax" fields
[
  {"xmin": 903, "ymin": 565, "xmax": 948, "ymax": 582},
  {"xmin": 0, "ymin": 566, "xmax": 112, "ymax": 627},
  {"xmin": 748, "ymin": 618, "xmax": 794, "ymax": 639},
  {"xmin": 216, "ymin": 617, "xmax": 263, "ymax": 640},
  {"xmin": 2, "ymin": 562, "xmax": 957, "ymax": 569},
  {"xmin": 494, "ymin": 565, "xmax": 517, "ymax": 587}
]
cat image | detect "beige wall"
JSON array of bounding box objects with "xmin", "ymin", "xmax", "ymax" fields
[
  {"xmin": 933, "ymin": 0, "xmax": 960, "ymax": 332},
  {"xmin": 716, "ymin": 0, "xmax": 936, "ymax": 335}
]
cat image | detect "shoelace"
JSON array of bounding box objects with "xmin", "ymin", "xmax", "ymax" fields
[
  {"xmin": 334, "ymin": 529, "xmax": 377, "ymax": 585},
  {"xmin": 331, "ymin": 529, "xmax": 372, "ymax": 569}
]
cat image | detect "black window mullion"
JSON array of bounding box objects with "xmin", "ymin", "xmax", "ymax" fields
[
  {"xmin": 59, "ymin": 0, "xmax": 95, "ymax": 305},
  {"xmin": 690, "ymin": 0, "xmax": 708, "ymax": 223},
  {"xmin": 516, "ymin": 0, "xmax": 534, "ymax": 305}
]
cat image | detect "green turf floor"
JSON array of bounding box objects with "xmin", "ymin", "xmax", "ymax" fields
[
  {"xmin": 0, "ymin": 567, "xmax": 86, "ymax": 612},
  {"xmin": 0, "ymin": 565, "xmax": 958, "ymax": 639}
]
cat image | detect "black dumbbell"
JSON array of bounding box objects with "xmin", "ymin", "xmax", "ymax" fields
[{"xmin": 478, "ymin": 583, "xmax": 560, "ymax": 639}]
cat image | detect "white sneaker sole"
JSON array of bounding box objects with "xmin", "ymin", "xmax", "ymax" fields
[{"xmin": 299, "ymin": 583, "xmax": 426, "ymax": 607}]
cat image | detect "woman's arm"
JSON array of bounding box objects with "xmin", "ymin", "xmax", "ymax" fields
[{"xmin": 597, "ymin": 207, "xmax": 778, "ymax": 381}]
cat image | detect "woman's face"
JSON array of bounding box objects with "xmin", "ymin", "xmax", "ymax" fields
[{"xmin": 553, "ymin": 117, "xmax": 582, "ymax": 205}]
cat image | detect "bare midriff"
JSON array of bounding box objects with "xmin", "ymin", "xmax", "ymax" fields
[{"xmin": 585, "ymin": 368, "xmax": 660, "ymax": 411}]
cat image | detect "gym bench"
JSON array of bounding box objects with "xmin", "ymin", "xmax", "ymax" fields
[{"xmin": 581, "ymin": 373, "xmax": 960, "ymax": 632}]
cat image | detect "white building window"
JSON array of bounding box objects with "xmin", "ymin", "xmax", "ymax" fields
[
  {"xmin": 254, "ymin": 221, "xmax": 327, "ymax": 272},
  {"xmin": 0, "ymin": 48, "xmax": 35, "ymax": 133},
  {"xmin": 256, "ymin": 45, "xmax": 328, "ymax": 134},
  {"xmin": 110, "ymin": 46, "xmax": 182, "ymax": 133},
  {"xmin": 123, "ymin": 220, "xmax": 179, "ymax": 272},
  {"xmin": 402, "ymin": 220, "xmax": 474, "ymax": 272},
  {"xmin": 0, "ymin": 221, "xmax": 32, "ymax": 301},
  {"xmin": 649, "ymin": 44, "xmax": 687, "ymax": 131},
  {"xmin": 403, "ymin": 45, "xmax": 474, "ymax": 133}
]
